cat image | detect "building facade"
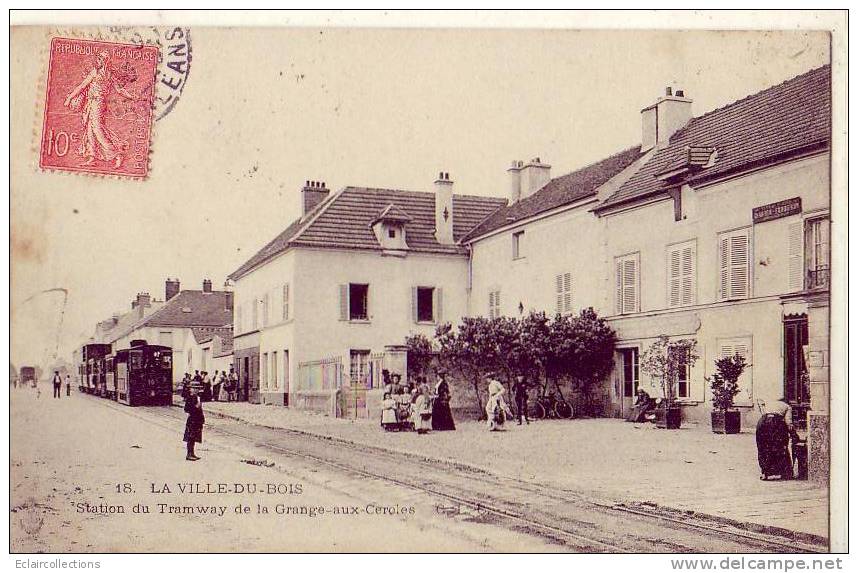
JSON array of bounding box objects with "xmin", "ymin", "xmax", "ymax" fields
[
  {"xmin": 90, "ymin": 278, "xmax": 234, "ymax": 387},
  {"xmin": 465, "ymin": 66, "xmax": 831, "ymax": 450},
  {"xmin": 229, "ymin": 179, "xmax": 504, "ymax": 411}
]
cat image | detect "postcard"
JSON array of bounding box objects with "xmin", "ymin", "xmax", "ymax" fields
[{"xmin": 9, "ymin": 11, "xmax": 847, "ymax": 555}]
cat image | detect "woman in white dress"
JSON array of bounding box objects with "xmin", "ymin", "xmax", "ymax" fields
[{"xmin": 486, "ymin": 378, "xmax": 512, "ymax": 431}]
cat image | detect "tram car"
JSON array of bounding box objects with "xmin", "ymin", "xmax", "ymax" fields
[
  {"xmin": 19, "ymin": 366, "xmax": 36, "ymax": 387},
  {"xmin": 79, "ymin": 343, "xmax": 111, "ymax": 394},
  {"xmin": 113, "ymin": 341, "xmax": 173, "ymax": 406}
]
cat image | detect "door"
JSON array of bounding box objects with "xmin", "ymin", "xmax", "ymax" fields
[
  {"xmin": 345, "ymin": 350, "xmax": 370, "ymax": 418},
  {"xmin": 242, "ymin": 356, "xmax": 250, "ymax": 402},
  {"xmin": 618, "ymin": 348, "xmax": 640, "ymax": 417},
  {"xmin": 784, "ymin": 315, "xmax": 809, "ymax": 427}
]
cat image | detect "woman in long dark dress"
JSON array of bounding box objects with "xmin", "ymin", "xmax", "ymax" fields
[
  {"xmin": 432, "ymin": 374, "xmax": 456, "ymax": 431},
  {"xmin": 183, "ymin": 386, "xmax": 205, "ymax": 461},
  {"xmin": 755, "ymin": 399, "xmax": 793, "ymax": 480}
]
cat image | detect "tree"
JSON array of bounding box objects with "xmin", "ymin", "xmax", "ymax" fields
[
  {"xmin": 566, "ymin": 308, "xmax": 617, "ymax": 393},
  {"xmin": 405, "ymin": 332, "xmax": 436, "ymax": 382},
  {"xmin": 435, "ymin": 318, "xmax": 494, "ymax": 419},
  {"xmin": 708, "ymin": 353, "xmax": 746, "ymax": 411},
  {"xmin": 640, "ymin": 335, "xmax": 699, "ymax": 408}
]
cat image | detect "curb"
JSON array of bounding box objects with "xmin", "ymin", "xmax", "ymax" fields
[{"xmin": 180, "ymin": 401, "xmax": 829, "ymax": 547}]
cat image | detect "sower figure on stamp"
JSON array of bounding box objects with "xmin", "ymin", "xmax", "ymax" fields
[
  {"xmin": 183, "ymin": 385, "xmax": 205, "ymax": 461},
  {"xmin": 63, "ymin": 50, "xmax": 140, "ymax": 169},
  {"xmin": 51, "ymin": 371, "xmax": 62, "ymax": 399}
]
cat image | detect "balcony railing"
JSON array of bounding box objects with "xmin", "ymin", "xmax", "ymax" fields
[{"xmin": 807, "ymin": 266, "xmax": 830, "ymax": 290}]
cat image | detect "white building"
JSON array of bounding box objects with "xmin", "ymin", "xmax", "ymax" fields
[
  {"xmin": 92, "ymin": 278, "xmax": 234, "ymax": 386},
  {"xmin": 228, "ymin": 179, "xmax": 504, "ymax": 411},
  {"xmin": 465, "ymin": 67, "xmax": 831, "ymax": 470}
]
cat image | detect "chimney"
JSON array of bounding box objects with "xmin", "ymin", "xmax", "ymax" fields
[
  {"xmin": 134, "ymin": 292, "xmax": 151, "ymax": 317},
  {"xmin": 434, "ymin": 171, "xmax": 454, "ymax": 245},
  {"xmin": 302, "ymin": 180, "xmax": 330, "ymax": 216},
  {"xmin": 202, "ymin": 279, "xmax": 213, "ymax": 293},
  {"xmin": 519, "ymin": 157, "xmax": 551, "ymax": 200},
  {"xmin": 641, "ymin": 86, "xmax": 693, "ymax": 151},
  {"xmin": 508, "ymin": 160, "xmax": 524, "ymax": 203},
  {"xmin": 165, "ymin": 278, "xmax": 180, "ymax": 301}
]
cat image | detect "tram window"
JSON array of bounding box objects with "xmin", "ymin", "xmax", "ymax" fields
[
  {"xmin": 161, "ymin": 354, "xmax": 172, "ymax": 369},
  {"xmin": 130, "ymin": 352, "xmax": 143, "ymax": 369}
]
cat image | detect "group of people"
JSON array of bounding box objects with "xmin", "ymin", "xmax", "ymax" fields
[
  {"xmin": 379, "ymin": 371, "xmax": 456, "ymax": 434},
  {"xmin": 180, "ymin": 368, "xmax": 239, "ymax": 402},
  {"xmin": 379, "ymin": 371, "xmax": 534, "ymax": 434}
]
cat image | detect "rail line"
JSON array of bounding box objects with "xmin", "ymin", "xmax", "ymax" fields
[{"xmin": 98, "ymin": 397, "xmax": 827, "ymax": 553}]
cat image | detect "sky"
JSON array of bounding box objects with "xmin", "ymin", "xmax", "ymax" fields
[{"xmin": 10, "ymin": 26, "xmax": 830, "ymax": 369}]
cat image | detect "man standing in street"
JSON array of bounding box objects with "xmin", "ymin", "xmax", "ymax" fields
[
  {"xmin": 52, "ymin": 371, "xmax": 62, "ymax": 399},
  {"xmin": 513, "ymin": 375, "xmax": 531, "ymax": 425},
  {"xmin": 65, "ymin": 374, "xmax": 71, "ymax": 397}
]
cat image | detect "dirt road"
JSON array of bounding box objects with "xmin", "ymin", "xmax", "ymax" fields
[{"xmin": 10, "ymin": 390, "xmax": 825, "ymax": 553}]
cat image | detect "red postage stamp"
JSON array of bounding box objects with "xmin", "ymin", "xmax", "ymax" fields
[{"xmin": 40, "ymin": 37, "xmax": 159, "ymax": 178}]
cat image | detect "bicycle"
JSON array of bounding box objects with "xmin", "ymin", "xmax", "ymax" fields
[{"xmin": 528, "ymin": 383, "xmax": 574, "ymax": 420}]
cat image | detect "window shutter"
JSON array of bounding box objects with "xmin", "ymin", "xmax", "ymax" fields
[
  {"xmin": 411, "ymin": 287, "xmax": 419, "ymax": 323},
  {"xmin": 563, "ymin": 272, "xmax": 572, "ymax": 314},
  {"xmin": 555, "ymin": 274, "xmax": 563, "ymax": 315},
  {"xmin": 681, "ymin": 244, "xmax": 695, "ymax": 305},
  {"xmin": 339, "ymin": 284, "xmax": 349, "ymax": 321},
  {"xmin": 729, "ymin": 232, "xmax": 750, "ymax": 299},
  {"xmin": 282, "ymin": 284, "xmax": 290, "ymax": 321},
  {"xmin": 718, "ymin": 235, "xmax": 730, "ymax": 300},
  {"xmin": 668, "ymin": 248, "xmax": 682, "ymax": 307},
  {"xmin": 615, "ymin": 259, "xmax": 624, "ymax": 314},
  {"xmin": 236, "ymin": 306, "xmax": 243, "ymax": 334},
  {"xmin": 434, "ymin": 288, "xmax": 443, "ymax": 323},
  {"xmin": 262, "ymin": 293, "xmax": 270, "ymax": 327},
  {"xmin": 787, "ymin": 221, "xmax": 803, "ymax": 291},
  {"xmin": 366, "ymin": 284, "xmax": 372, "ymax": 320},
  {"xmin": 719, "ymin": 338, "xmax": 752, "ymax": 403},
  {"xmin": 622, "ymin": 256, "xmax": 638, "ymax": 313}
]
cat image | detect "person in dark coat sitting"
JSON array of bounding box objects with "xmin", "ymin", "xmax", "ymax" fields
[
  {"xmin": 626, "ymin": 389, "xmax": 655, "ymax": 422},
  {"xmin": 183, "ymin": 385, "xmax": 205, "ymax": 461}
]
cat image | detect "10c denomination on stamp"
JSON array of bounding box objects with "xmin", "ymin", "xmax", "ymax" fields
[{"xmin": 40, "ymin": 37, "xmax": 159, "ymax": 178}]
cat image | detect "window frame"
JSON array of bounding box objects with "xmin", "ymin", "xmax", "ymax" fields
[
  {"xmin": 348, "ymin": 283, "xmax": 370, "ymax": 321},
  {"xmin": 716, "ymin": 335, "xmax": 754, "ymax": 406},
  {"xmin": 666, "ymin": 239, "xmax": 697, "ymax": 308},
  {"xmin": 512, "ymin": 230, "xmax": 525, "ymax": 260},
  {"xmin": 804, "ymin": 215, "xmax": 830, "ymax": 290},
  {"xmin": 717, "ymin": 227, "xmax": 752, "ymax": 301},
  {"xmin": 415, "ymin": 286, "xmax": 436, "ymax": 323},
  {"xmin": 615, "ymin": 252, "xmax": 641, "ymax": 315},
  {"xmin": 555, "ymin": 272, "xmax": 573, "ymax": 316}
]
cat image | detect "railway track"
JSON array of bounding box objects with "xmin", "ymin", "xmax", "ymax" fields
[{"xmin": 97, "ymin": 397, "xmax": 827, "ymax": 553}]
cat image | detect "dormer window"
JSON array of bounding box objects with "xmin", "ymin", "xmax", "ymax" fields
[{"xmin": 370, "ymin": 204, "xmax": 412, "ymax": 255}]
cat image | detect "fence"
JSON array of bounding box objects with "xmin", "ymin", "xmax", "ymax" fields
[{"xmin": 294, "ymin": 357, "xmax": 343, "ymax": 415}]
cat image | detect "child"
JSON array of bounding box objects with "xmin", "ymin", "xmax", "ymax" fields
[{"xmin": 381, "ymin": 393, "xmax": 398, "ymax": 431}]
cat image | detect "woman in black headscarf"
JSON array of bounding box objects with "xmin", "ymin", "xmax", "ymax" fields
[{"xmin": 755, "ymin": 398, "xmax": 793, "ymax": 480}]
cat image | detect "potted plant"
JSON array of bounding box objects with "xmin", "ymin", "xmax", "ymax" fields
[
  {"xmin": 640, "ymin": 335, "xmax": 699, "ymax": 429},
  {"xmin": 708, "ymin": 353, "xmax": 746, "ymax": 434}
]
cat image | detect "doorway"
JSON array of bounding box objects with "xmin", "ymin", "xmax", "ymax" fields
[
  {"xmin": 618, "ymin": 347, "xmax": 639, "ymax": 416},
  {"xmin": 783, "ymin": 315, "xmax": 809, "ymax": 428}
]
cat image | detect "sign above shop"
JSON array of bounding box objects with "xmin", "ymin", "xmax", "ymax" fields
[{"xmin": 753, "ymin": 197, "xmax": 802, "ymax": 224}]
